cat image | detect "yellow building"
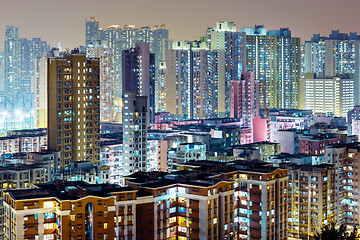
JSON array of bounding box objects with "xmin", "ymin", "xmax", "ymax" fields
[
  {"xmin": 286, "ymin": 164, "xmax": 335, "ymax": 239},
  {"xmin": 47, "ymin": 53, "xmax": 100, "ymax": 168},
  {"xmin": 299, "ymin": 73, "xmax": 355, "ymax": 117},
  {"xmin": 3, "ymin": 181, "xmax": 136, "ymax": 240}
]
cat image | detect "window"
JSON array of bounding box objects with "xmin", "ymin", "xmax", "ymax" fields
[
  {"xmin": 44, "ymin": 212, "xmax": 54, "ymax": 219},
  {"xmin": 44, "ymin": 235, "xmax": 54, "ymax": 240},
  {"xmin": 44, "ymin": 201, "xmax": 55, "ymax": 208},
  {"xmin": 44, "ymin": 223, "xmax": 54, "ymax": 229},
  {"xmin": 178, "ymin": 207, "xmax": 186, "ymax": 213},
  {"xmin": 169, "ymin": 217, "xmax": 176, "ymax": 223},
  {"xmin": 169, "ymin": 207, "xmax": 176, "ymax": 213}
]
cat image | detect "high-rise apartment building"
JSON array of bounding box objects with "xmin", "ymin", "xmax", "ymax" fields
[
  {"xmin": 156, "ymin": 62, "xmax": 167, "ymax": 112},
  {"xmin": 86, "ymin": 39, "xmax": 117, "ymax": 123},
  {"xmin": 122, "ymin": 42, "xmax": 155, "ymax": 123},
  {"xmin": 47, "ymin": 53, "xmax": 100, "ymax": 168},
  {"xmin": 207, "ymin": 22, "xmax": 246, "ymax": 117},
  {"xmin": 4, "ymin": 26, "xmax": 20, "ymax": 132},
  {"xmin": 166, "ymin": 40, "xmax": 218, "ymax": 120},
  {"xmin": 268, "ymin": 28, "xmax": 301, "ymax": 109},
  {"xmin": 230, "ymin": 72, "xmax": 259, "ymax": 127},
  {"xmin": 99, "ymin": 22, "xmax": 169, "ymax": 116},
  {"xmin": 99, "ymin": 41, "xmax": 116, "ymax": 122},
  {"xmin": 299, "ymin": 73, "xmax": 355, "ymax": 117},
  {"xmin": 241, "ymin": 26, "xmax": 301, "ymax": 109},
  {"xmin": 192, "ymin": 43, "xmax": 218, "ymax": 119},
  {"xmin": 286, "ymin": 164, "xmax": 335, "ymax": 239},
  {"xmin": 303, "ymin": 31, "xmax": 360, "ymax": 104},
  {"xmin": 21, "ymin": 38, "xmax": 50, "ymax": 129},
  {"xmin": 86, "ymin": 16, "xmax": 100, "ymax": 47},
  {"xmin": 34, "ymin": 48, "xmax": 60, "ymax": 129},
  {"xmin": 2, "ymin": 27, "xmax": 50, "ymax": 133},
  {"xmin": 242, "ymin": 25, "xmax": 278, "ymax": 110},
  {"xmin": 166, "ymin": 41, "xmax": 192, "ymax": 120},
  {"xmin": 101, "ymin": 25, "xmax": 123, "ymax": 105},
  {"xmin": 325, "ymin": 143, "xmax": 360, "ymax": 226},
  {"xmin": 122, "ymin": 91, "xmax": 148, "ymax": 185},
  {"xmin": 34, "ymin": 57, "xmax": 49, "ymax": 129},
  {"xmin": 86, "ymin": 18, "xmax": 116, "ymax": 123},
  {"xmin": 0, "ymin": 52, "xmax": 4, "ymax": 93},
  {"xmin": 151, "ymin": 25, "xmax": 170, "ymax": 112}
]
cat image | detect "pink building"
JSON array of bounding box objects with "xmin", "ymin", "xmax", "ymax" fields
[
  {"xmin": 253, "ymin": 116, "xmax": 271, "ymax": 142},
  {"xmin": 150, "ymin": 123, "xmax": 173, "ymax": 130},
  {"xmin": 230, "ymin": 72, "xmax": 259, "ymax": 127},
  {"xmin": 299, "ymin": 134, "xmax": 340, "ymax": 156},
  {"xmin": 352, "ymin": 119, "xmax": 360, "ymax": 141},
  {"xmin": 154, "ymin": 112, "xmax": 174, "ymax": 123},
  {"xmin": 240, "ymin": 127, "xmax": 253, "ymax": 144}
]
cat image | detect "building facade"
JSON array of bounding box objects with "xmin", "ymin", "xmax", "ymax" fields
[
  {"xmin": 299, "ymin": 73, "xmax": 355, "ymax": 117},
  {"xmin": 303, "ymin": 31, "xmax": 360, "ymax": 105},
  {"xmin": 3, "ymin": 161, "xmax": 288, "ymax": 240},
  {"xmin": 286, "ymin": 164, "xmax": 335, "ymax": 239},
  {"xmin": 325, "ymin": 143, "xmax": 360, "ymax": 226},
  {"xmin": 166, "ymin": 41, "xmax": 218, "ymax": 120},
  {"xmin": 47, "ymin": 53, "xmax": 100, "ymax": 168},
  {"xmin": 122, "ymin": 91, "xmax": 148, "ymax": 185},
  {"xmin": 242, "ymin": 26, "xmax": 301, "ymax": 110},
  {"xmin": 230, "ymin": 72, "xmax": 259, "ymax": 127},
  {"xmin": 207, "ymin": 22, "xmax": 246, "ymax": 117},
  {"xmin": 122, "ymin": 42, "xmax": 155, "ymax": 123}
]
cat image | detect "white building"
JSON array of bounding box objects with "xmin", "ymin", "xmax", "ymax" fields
[
  {"xmin": 167, "ymin": 142, "xmax": 206, "ymax": 171},
  {"xmin": 299, "ymin": 73, "xmax": 354, "ymax": 117},
  {"xmin": 100, "ymin": 140, "xmax": 123, "ymax": 185}
]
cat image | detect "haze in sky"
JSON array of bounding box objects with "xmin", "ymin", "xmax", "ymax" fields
[{"xmin": 1, "ymin": 0, "xmax": 360, "ymax": 50}]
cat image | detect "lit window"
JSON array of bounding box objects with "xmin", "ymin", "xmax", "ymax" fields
[
  {"xmin": 44, "ymin": 201, "xmax": 55, "ymax": 208},
  {"xmin": 178, "ymin": 226, "xmax": 187, "ymax": 233},
  {"xmin": 44, "ymin": 223, "xmax": 54, "ymax": 229}
]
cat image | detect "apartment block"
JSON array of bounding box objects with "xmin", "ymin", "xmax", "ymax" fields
[
  {"xmin": 3, "ymin": 161, "xmax": 288, "ymax": 240},
  {"xmin": 230, "ymin": 72, "xmax": 259, "ymax": 128},
  {"xmin": 299, "ymin": 134, "xmax": 340, "ymax": 156},
  {"xmin": 167, "ymin": 142, "xmax": 206, "ymax": 171},
  {"xmin": 47, "ymin": 53, "xmax": 100, "ymax": 168},
  {"xmin": 286, "ymin": 164, "xmax": 335, "ymax": 239},
  {"xmin": 0, "ymin": 163, "xmax": 52, "ymax": 239},
  {"xmin": 299, "ymin": 73, "xmax": 355, "ymax": 117},
  {"xmin": 122, "ymin": 91, "xmax": 148, "ymax": 184},
  {"xmin": 3, "ymin": 181, "xmax": 135, "ymax": 240},
  {"xmin": 325, "ymin": 143, "xmax": 360, "ymax": 226}
]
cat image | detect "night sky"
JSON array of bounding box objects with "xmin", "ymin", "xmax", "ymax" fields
[{"xmin": 1, "ymin": 0, "xmax": 360, "ymax": 50}]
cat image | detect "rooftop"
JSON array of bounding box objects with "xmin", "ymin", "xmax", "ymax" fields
[{"xmin": 6, "ymin": 181, "xmax": 134, "ymax": 201}]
